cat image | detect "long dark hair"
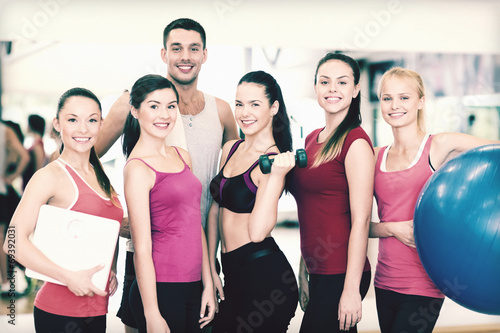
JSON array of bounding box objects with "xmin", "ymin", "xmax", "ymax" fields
[
  {"xmin": 55, "ymin": 87, "xmax": 118, "ymax": 205},
  {"xmin": 238, "ymin": 71, "xmax": 293, "ymax": 191},
  {"xmin": 28, "ymin": 114, "xmax": 46, "ymax": 136},
  {"xmin": 313, "ymin": 53, "xmax": 362, "ymax": 167},
  {"xmin": 122, "ymin": 74, "xmax": 179, "ymax": 158},
  {"xmin": 238, "ymin": 71, "xmax": 293, "ymax": 155}
]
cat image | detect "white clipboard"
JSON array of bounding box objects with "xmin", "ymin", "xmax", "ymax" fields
[{"xmin": 25, "ymin": 204, "xmax": 120, "ymax": 291}]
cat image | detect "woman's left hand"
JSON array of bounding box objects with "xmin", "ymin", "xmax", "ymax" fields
[
  {"xmin": 108, "ymin": 270, "xmax": 118, "ymax": 296},
  {"xmin": 4, "ymin": 174, "xmax": 15, "ymax": 185},
  {"xmin": 199, "ymin": 286, "xmax": 216, "ymax": 329},
  {"xmin": 338, "ymin": 289, "xmax": 362, "ymax": 331}
]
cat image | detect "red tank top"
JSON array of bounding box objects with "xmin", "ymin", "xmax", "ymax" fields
[
  {"xmin": 290, "ymin": 127, "xmax": 372, "ymax": 274},
  {"xmin": 34, "ymin": 159, "xmax": 123, "ymax": 317}
]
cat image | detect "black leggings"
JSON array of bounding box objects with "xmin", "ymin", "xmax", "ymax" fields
[
  {"xmin": 212, "ymin": 237, "xmax": 298, "ymax": 333},
  {"xmin": 33, "ymin": 306, "xmax": 106, "ymax": 333},
  {"xmin": 129, "ymin": 279, "xmax": 202, "ymax": 333},
  {"xmin": 375, "ymin": 287, "xmax": 444, "ymax": 333},
  {"xmin": 299, "ymin": 270, "xmax": 371, "ymax": 333}
]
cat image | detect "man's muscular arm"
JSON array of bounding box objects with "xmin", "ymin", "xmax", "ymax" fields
[
  {"xmin": 95, "ymin": 91, "xmax": 130, "ymax": 158},
  {"xmin": 215, "ymin": 97, "xmax": 239, "ymax": 146}
]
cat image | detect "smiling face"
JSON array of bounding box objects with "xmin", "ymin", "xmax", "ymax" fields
[
  {"xmin": 131, "ymin": 88, "xmax": 178, "ymax": 140},
  {"xmin": 161, "ymin": 28, "xmax": 207, "ymax": 86},
  {"xmin": 53, "ymin": 96, "xmax": 102, "ymax": 154},
  {"xmin": 379, "ymin": 76, "xmax": 425, "ymax": 129},
  {"xmin": 235, "ymin": 82, "xmax": 277, "ymax": 137},
  {"xmin": 314, "ymin": 60, "xmax": 360, "ymax": 116}
]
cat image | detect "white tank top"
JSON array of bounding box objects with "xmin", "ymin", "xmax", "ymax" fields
[{"xmin": 182, "ymin": 93, "xmax": 223, "ymax": 228}]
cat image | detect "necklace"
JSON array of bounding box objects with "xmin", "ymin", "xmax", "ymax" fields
[{"xmin": 264, "ymin": 144, "xmax": 277, "ymax": 153}]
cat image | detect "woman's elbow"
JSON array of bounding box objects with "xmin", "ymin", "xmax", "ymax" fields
[
  {"xmin": 248, "ymin": 226, "xmax": 267, "ymax": 243},
  {"xmin": 1, "ymin": 230, "xmax": 16, "ymax": 255},
  {"xmin": 368, "ymin": 224, "xmax": 379, "ymax": 238},
  {"xmin": 249, "ymin": 234, "xmax": 266, "ymax": 243},
  {"xmin": 2, "ymin": 241, "xmax": 8, "ymax": 255},
  {"xmin": 352, "ymin": 214, "xmax": 371, "ymax": 232}
]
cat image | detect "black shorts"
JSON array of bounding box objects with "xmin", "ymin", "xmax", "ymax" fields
[
  {"xmin": 212, "ymin": 237, "xmax": 299, "ymax": 333},
  {"xmin": 116, "ymin": 251, "xmax": 137, "ymax": 328},
  {"xmin": 34, "ymin": 306, "xmax": 106, "ymax": 333},
  {"xmin": 129, "ymin": 279, "xmax": 203, "ymax": 333},
  {"xmin": 375, "ymin": 287, "xmax": 444, "ymax": 333}
]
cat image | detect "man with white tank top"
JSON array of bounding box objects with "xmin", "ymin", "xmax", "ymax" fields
[
  {"xmin": 96, "ymin": 18, "xmax": 238, "ymax": 229},
  {"xmin": 94, "ymin": 18, "xmax": 239, "ymax": 333}
]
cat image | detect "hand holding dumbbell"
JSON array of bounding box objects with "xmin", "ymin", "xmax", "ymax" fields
[{"xmin": 259, "ymin": 149, "xmax": 308, "ymax": 174}]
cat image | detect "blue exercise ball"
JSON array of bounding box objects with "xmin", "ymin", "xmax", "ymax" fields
[{"xmin": 414, "ymin": 144, "xmax": 500, "ymax": 315}]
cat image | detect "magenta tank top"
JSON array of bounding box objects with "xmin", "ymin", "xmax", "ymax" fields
[
  {"xmin": 128, "ymin": 148, "xmax": 202, "ymax": 283},
  {"xmin": 374, "ymin": 135, "xmax": 444, "ymax": 298}
]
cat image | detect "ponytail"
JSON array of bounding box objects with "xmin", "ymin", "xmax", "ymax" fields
[
  {"xmin": 122, "ymin": 113, "xmax": 140, "ymax": 158},
  {"xmin": 89, "ymin": 146, "xmax": 119, "ymax": 206},
  {"xmin": 56, "ymin": 87, "xmax": 119, "ymax": 206}
]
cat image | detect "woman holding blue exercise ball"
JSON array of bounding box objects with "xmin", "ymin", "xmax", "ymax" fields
[
  {"xmin": 369, "ymin": 67, "xmax": 499, "ymax": 333},
  {"xmin": 289, "ymin": 52, "xmax": 374, "ymax": 332}
]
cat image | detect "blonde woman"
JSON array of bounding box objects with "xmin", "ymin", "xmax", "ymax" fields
[{"xmin": 370, "ymin": 67, "xmax": 499, "ymax": 333}]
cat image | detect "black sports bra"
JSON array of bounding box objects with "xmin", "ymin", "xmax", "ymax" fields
[{"xmin": 210, "ymin": 140, "xmax": 276, "ymax": 214}]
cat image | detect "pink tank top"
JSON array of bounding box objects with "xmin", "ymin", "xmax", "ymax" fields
[
  {"xmin": 128, "ymin": 147, "xmax": 202, "ymax": 283},
  {"xmin": 373, "ymin": 135, "xmax": 444, "ymax": 298},
  {"xmin": 34, "ymin": 159, "xmax": 123, "ymax": 317}
]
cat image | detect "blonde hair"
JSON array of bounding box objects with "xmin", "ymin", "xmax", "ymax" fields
[{"xmin": 377, "ymin": 67, "xmax": 426, "ymax": 132}]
